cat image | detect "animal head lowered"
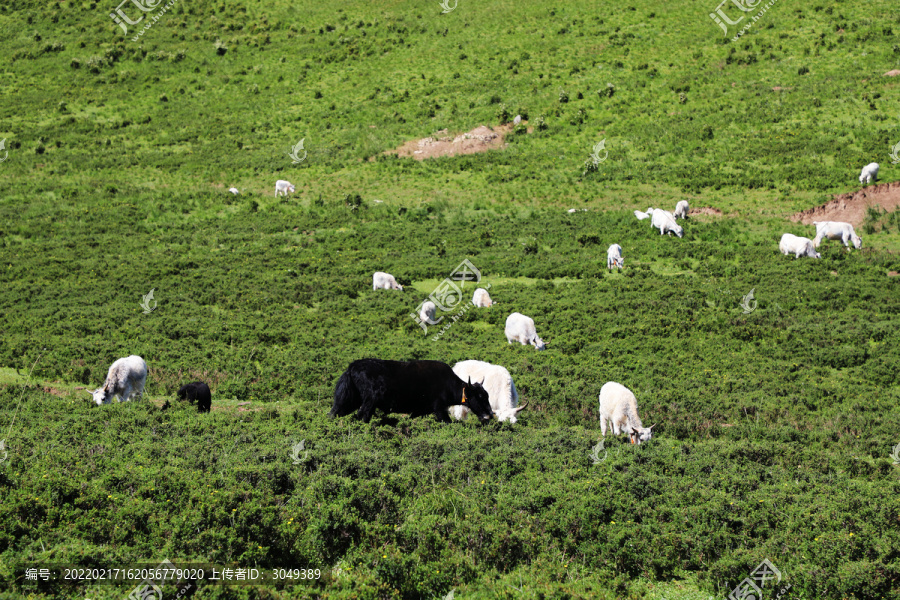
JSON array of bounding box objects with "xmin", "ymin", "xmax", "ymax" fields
[
  {"xmin": 87, "ymin": 386, "xmax": 111, "ymax": 406},
  {"xmin": 493, "ymin": 401, "xmax": 527, "ymax": 424},
  {"xmin": 630, "ymin": 424, "xmax": 654, "ymax": 445},
  {"xmin": 463, "ymin": 377, "xmax": 494, "ymax": 422}
]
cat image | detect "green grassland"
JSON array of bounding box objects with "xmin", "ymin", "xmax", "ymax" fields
[{"xmin": 2, "ymin": 0, "xmax": 900, "ymax": 598}]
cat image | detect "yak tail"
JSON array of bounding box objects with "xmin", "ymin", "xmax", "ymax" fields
[{"xmin": 330, "ymin": 369, "xmax": 361, "ymax": 417}]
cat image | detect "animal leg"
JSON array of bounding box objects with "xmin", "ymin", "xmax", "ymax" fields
[
  {"xmin": 600, "ymin": 417, "xmax": 607, "ymax": 436},
  {"xmin": 356, "ymin": 405, "xmax": 374, "ymax": 423},
  {"xmin": 434, "ymin": 409, "xmax": 452, "ymax": 423},
  {"xmin": 356, "ymin": 394, "xmax": 379, "ymax": 423}
]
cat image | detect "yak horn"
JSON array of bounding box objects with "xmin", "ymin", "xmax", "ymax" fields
[
  {"xmin": 648, "ymin": 424, "xmax": 656, "ymax": 429},
  {"xmin": 513, "ymin": 401, "xmax": 528, "ymax": 412}
]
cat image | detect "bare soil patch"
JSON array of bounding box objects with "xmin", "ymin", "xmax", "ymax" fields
[
  {"xmin": 790, "ymin": 180, "xmax": 900, "ymax": 227},
  {"xmin": 689, "ymin": 207, "xmax": 724, "ymax": 217},
  {"xmin": 884, "ymin": 70, "xmax": 900, "ymax": 77},
  {"xmin": 385, "ymin": 124, "xmax": 525, "ymax": 160}
]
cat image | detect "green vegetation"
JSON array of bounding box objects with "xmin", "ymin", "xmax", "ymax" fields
[{"xmin": 2, "ymin": 0, "xmax": 900, "ymax": 598}]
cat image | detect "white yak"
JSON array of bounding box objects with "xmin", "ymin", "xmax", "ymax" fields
[
  {"xmin": 812, "ymin": 221, "xmax": 862, "ymax": 250},
  {"xmin": 372, "ymin": 272, "xmax": 403, "ymax": 291},
  {"xmin": 598, "ymin": 381, "xmax": 654, "ymax": 444},
  {"xmin": 779, "ymin": 233, "xmax": 821, "ymax": 258},
  {"xmin": 450, "ymin": 360, "xmax": 526, "ymax": 423},
  {"xmin": 88, "ymin": 355, "xmax": 148, "ymax": 406},
  {"xmin": 505, "ymin": 313, "xmax": 546, "ymax": 350}
]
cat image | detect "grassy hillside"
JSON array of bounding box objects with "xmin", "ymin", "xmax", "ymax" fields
[
  {"xmin": 2, "ymin": 0, "xmax": 900, "ymax": 209},
  {"xmin": 2, "ymin": 0, "xmax": 900, "ymax": 599}
]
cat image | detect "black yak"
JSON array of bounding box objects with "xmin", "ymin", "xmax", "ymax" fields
[
  {"xmin": 177, "ymin": 381, "xmax": 212, "ymax": 413},
  {"xmin": 330, "ymin": 359, "xmax": 494, "ymax": 423}
]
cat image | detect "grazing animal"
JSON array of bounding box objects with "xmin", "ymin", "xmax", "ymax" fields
[
  {"xmin": 88, "ymin": 355, "xmax": 147, "ymax": 406},
  {"xmin": 859, "ymin": 162, "xmax": 879, "ymax": 184},
  {"xmin": 673, "ymin": 200, "xmax": 690, "ymax": 220},
  {"xmin": 472, "ymin": 288, "xmax": 495, "ymax": 307},
  {"xmin": 633, "ymin": 207, "xmax": 656, "ymax": 221},
  {"xmin": 177, "ymin": 381, "xmax": 212, "ymax": 413},
  {"xmin": 418, "ymin": 301, "xmax": 437, "ymax": 323},
  {"xmin": 505, "ymin": 312, "xmax": 546, "ymax": 350},
  {"xmin": 812, "ymin": 221, "xmax": 862, "ymax": 250},
  {"xmin": 607, "ymin": 244, "xmax": 624, "ymax": 269},
  {"xmin": 650, "ymin": 209, "xmax": 684, "ymax": 237},
  {"xmin": 372, "ymin": 272, "xmax": 403, "ymax": 291},
  {"xmin": 228, "ymin": 187, "xmax": 239, "ymax": 195},
  {"xmin": 330, "ymin": 359, "xmax": 494, "ymax": 423},
  {"xmin": 275, "ymin": 179, "xmax": 295, "ymax": 197},
  {"xmin": 598, "ymin": 381, "xmax": 654, "ymax": 444},
  {"xmin": 779, "ymin": 233, "xmax": 821, "ymax": 258},
  {"xmin": 513, "ymin": 115, "xmax": 522, "ymax": 126},
  {"xmin": 450, "ymin": 360, "xmax": 525, "ymax": 423}
]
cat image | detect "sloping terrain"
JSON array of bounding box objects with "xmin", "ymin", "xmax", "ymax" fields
[{"xmin": 792, "ymin": 180, "xmax": 900, "ymax": 226}]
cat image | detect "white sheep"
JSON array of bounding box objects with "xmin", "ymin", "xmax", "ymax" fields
[
  {"xmin": 673, "ymin": 200, "xmax": 689, "ymax": 220},
  {"xmin": 418, "ymin": 300, "xmax": 437, "ymax": 323},
  {"xmin": 651, "ymin": 209, "xmax": 684, "ymax": 237},
  {"xmin": 275, "ymin": 180, "xmax": 295, "ymax": 197},
  {"xmin": 472, "ymin": 288, "xmax": 495, "ymax": 307},
  {"xmin": 633, "ymin": 207, "xmax": 656, "ymax": 221},
  {"xmin": 228, "ymin": 187, "xmax": 240, "ymax": 195},
  {"xmin": 607, "ymin": 244, "xmax": 624, "ymax": 269},
  {"xmin": 812, "ymin": 221, "xmax": 862, "ymax": 250},
  {"xmin": 505, "ymin": 312, "xmax": 545, "ymax": 350},
  {"xmin": 598, "ymin": 381, "xmax": 654, "ymax": 444},
  {"xmin": 450, "ymin": 360, "xmax": 526, "ymax": 423},
  {"xmin": 859, "ymin": 162, "xmax": 879, "ymax": 185},
  {"xmin": 513, "ymin": 115, "xmax": 522, "ymax": 126},
  {"xmin": 372, "ymin": 271, "xmax": 403, "ymax": 291},
  {"xmin": 779, "ymin": 233, "xmax": 821, "ymax": 259},
  {"xmin": 88, "ymin": 355, "xmax": 148, "ymax": 406}
]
